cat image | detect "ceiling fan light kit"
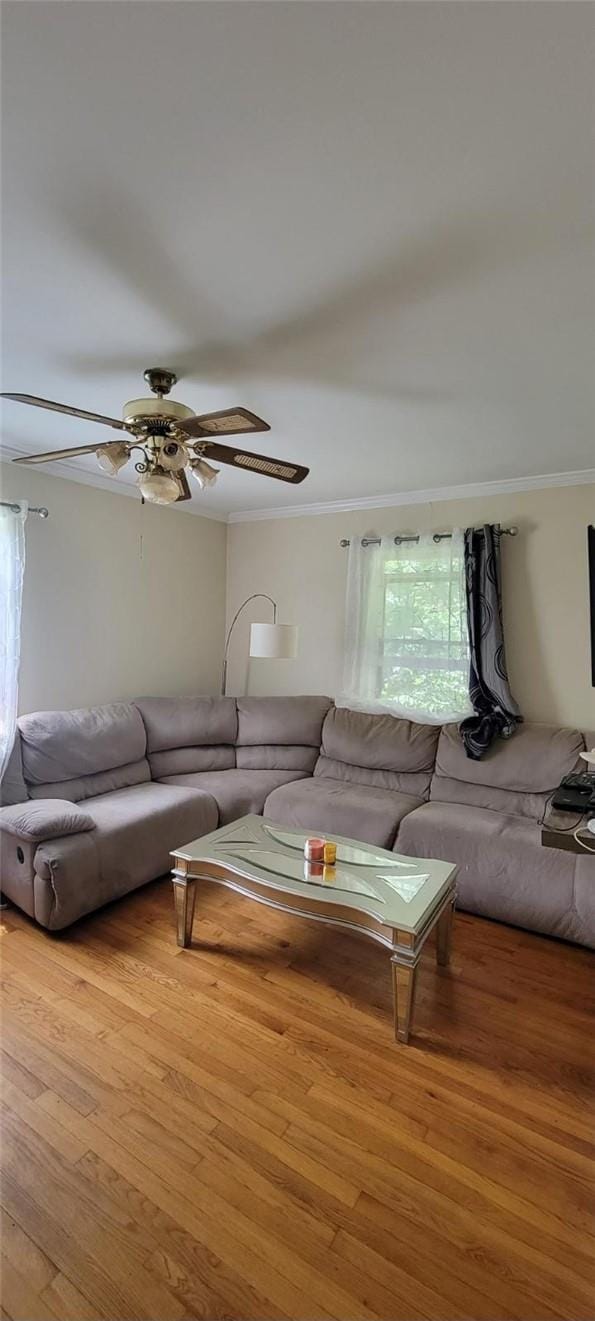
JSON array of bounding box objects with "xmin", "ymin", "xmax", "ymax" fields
[
  {"xmin": 2, "ymin": 367, "xmax": 309, "ymax": 506},
  {"xmin": 190, "ymin": 457, "xmax": 219, "ymax": 490},
  {"xmin": 158, "ymin": 441, "xmax": 188, "ymax": 473},
  {"xmin": 95, "ymin": 442, "xmax": 130, "ymax": 475},
  {"xmin": 137, "ymin": 468, "xmax": 181, "ymax": 506}
]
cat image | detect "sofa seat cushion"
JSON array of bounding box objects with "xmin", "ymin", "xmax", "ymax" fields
[
  {"xmin": 264, "ymin": 776, "xmax": 423, "ymax": 849},
  {"xmin": 396, "ymin": 802, "xmax": 595, "ymax": 947},
  {"xmin": 33, "ymin": 782, "xmax": 218, "ymax": 931},
  {"xmin": 158, "ymin": 769, "xmax": 310, "ymax": 826}
]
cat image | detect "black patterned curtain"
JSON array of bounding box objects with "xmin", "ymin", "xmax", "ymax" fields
[{"xmin": 459, "ymin": 524, "xmax": 522, "ymax": 759}]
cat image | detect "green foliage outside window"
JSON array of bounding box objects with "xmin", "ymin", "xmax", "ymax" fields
[{"xmin": 380, "ymin": 550, "xmax": 470, "ymax": 719}]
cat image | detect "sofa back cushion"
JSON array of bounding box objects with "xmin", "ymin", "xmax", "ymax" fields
[
  {"xmin": 135, "ymin": 695, "xmax": 237, "ymax": 778},
  {"xmin": 430, "ymin": 721, "xmax": 586, "ymax": 820},
  {"xmin": 236, "ymin": 696, "xmax": 332, "ymax": 772},
  {"xmin": 314, "ymin": 706, "xmax": 440, "ymax": 797},
  {"xmin": 28, "ymin": 760, "xmax": 152, "ymax": 803},
  {"xmin": 19, "ymin": 703, "xmax": 150, "ymax": 803}
]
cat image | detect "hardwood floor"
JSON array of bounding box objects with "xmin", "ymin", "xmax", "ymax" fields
[{"xmin": 1, "ymin": 879, "xmax": 594, "ymax": 1321}]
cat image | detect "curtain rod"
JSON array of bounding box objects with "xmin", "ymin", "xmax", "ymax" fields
[
  {"xmin": 0, "ymin": 501, "xmax": 49, "ymax": 517},
  {"xmin": 339, "ymin": 526, "xmax": 518, "ymax": 547}
]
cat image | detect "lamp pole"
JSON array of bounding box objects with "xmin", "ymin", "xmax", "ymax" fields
[{"xmin": 221, "ymin": 594, "xmax": 277, "ymax": 696}]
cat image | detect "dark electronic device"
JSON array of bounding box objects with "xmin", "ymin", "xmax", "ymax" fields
[{"xmin": 551, "ymin": 772, "xmax": 595, "ymax": 814}]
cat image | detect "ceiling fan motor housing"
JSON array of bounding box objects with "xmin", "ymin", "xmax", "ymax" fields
[{"xmin": 122, "ymin": 396, "xmax": 195, "ymax": 428}]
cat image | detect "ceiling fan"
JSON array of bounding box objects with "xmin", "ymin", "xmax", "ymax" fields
[{"xmin": 2, "ymin": 368, "xmax": 309, "ymax": 505}]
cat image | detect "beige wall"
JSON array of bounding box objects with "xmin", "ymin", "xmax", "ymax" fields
[
  {"xmin": 1, "ymin": 463, "xmax": 227, "ymax": 713},
  {"xmin": 4, "ymin": 462, "xmax": 594, "ymax": 729},
  {"xmin": 226, "ymin": 482, "xmax": 595, "ymax": 731}
]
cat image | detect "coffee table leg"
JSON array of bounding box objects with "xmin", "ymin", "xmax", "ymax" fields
[
  {"xmin": 391, "ymin": 958, "xmax": 417, "ymax": 1044},
  {"xmin": 436, "ymin": 901, "xmax": 454, "ymax": 967},
  {"xmin": 172, "ymin": 877, "xmax": 196, "ymax": 948}
]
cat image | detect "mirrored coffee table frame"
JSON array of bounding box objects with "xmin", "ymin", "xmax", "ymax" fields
[{"xmin": 170, "ymin": 815, "xmax": 457, "ymax": 1044}]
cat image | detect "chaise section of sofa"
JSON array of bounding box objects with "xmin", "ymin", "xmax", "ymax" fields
[
  {"xmin": 265, "ymin": 704, "xmax": 440, "ymax": 847},
  {"xmin": 0, "ymin": 702, "xmax": 218, "ymax": 929},
  {"xmin": 396, "ymin": 721, "xmax": 595, "ymax": 946},
  {"xmin": 147, "ymin": 694, "xmax": 332, "ymax": 824}
]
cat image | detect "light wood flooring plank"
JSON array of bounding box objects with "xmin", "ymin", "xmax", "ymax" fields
[{"xmin": 1, "ymin": 883, "xmax": 593, "ymax": 1321}]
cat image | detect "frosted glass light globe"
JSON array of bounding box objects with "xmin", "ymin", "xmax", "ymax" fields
[
  {"xmin": 138, "ymin": 471, "xmax": 180, "ymax": 505},
  {"xmin": 190, "ymin": 458, "xmax": 219, "ymax": 490},
  {"xmin": 96, "ymin": 443, "xmax": 129, "ymax": 475},
  {"xmin": 159, "ymin": 441, "xmax": 188, "ymax": 472}
]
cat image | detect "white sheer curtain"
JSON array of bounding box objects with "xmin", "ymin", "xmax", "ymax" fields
[
  {"xmin": 0, "ymin": 501, "xmax": 27, "ymax": 782},
  {"xmin": 340, "ymin": 530, "xmax": 472, "ymax": 724}
]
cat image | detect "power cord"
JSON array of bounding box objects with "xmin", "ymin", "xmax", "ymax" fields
[
  {"xmin": 573, "ymin": 824, "xmax": 595, "ymax": 854},
  {"xmin": 539, "ymin": 789, "xmax": 584, "ymax": 833}
]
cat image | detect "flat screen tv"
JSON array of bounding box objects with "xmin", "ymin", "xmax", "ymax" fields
[{"xmin": 589, "ymin": 525, "xmax": 595, "ymax": 687}]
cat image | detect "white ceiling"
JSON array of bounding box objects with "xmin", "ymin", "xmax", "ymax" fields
[{"xmin": 1, "ymin": 1, "xmax": 594, "ymax": 517}]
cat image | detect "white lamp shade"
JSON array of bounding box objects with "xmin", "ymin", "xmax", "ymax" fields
[{"xmin": 249, "ymin": 622, "xmax": 298, "ymax": 660}]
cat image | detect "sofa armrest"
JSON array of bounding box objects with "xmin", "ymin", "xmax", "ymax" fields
[{"xmin": 0, "ymin": 799, "xmax": 96, "ymax": 841}]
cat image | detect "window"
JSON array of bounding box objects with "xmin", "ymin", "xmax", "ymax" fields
[{"xmin": 341, "ymin": 531, "xmax": 471, "ymax": 724}]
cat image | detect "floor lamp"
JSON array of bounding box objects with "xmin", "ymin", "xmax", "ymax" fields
[{"xmin": 221, "ymin": 594, "xmax": 298, "ymax": 695}]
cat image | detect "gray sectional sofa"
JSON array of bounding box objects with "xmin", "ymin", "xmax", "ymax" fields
[{"xmin": 1, "ymin": 695, "xmax": 593, "ymax": 948}]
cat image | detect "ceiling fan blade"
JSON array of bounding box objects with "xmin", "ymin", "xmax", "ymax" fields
[
  {"xmin": 179, "ymin": 407, "xmax": 270, "ymax": 438},
  {"xmin": 1, "ymin": 393, "xmax": 125, "ymax": 430},
  {"xmin": 12, "ymin": 441, "xmax": 126, "ymax": 465},
  {"xmin": 174, "ymin": 469, "xmax": 192, "ymax": 502},
  {"xmin": 197, "ymin": 441, "xmax": 309, "ymax": 485}
]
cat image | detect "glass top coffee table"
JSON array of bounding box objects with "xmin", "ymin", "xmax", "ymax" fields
[{"xmin": 170, "ymin": 815, "xmax": 457, "ymax": 1043}]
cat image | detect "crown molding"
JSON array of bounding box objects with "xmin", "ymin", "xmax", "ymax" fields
[
  {"xmin": 3, "ymin": 445, "xmax": 593, "ymax": 527},
  {"xmin": 227, "ymin": 468, "xmax": 595, "ymax": 524},
  {"xmin": 0, "ymin": 444, "xmax": 228, "ymax": 522}
]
